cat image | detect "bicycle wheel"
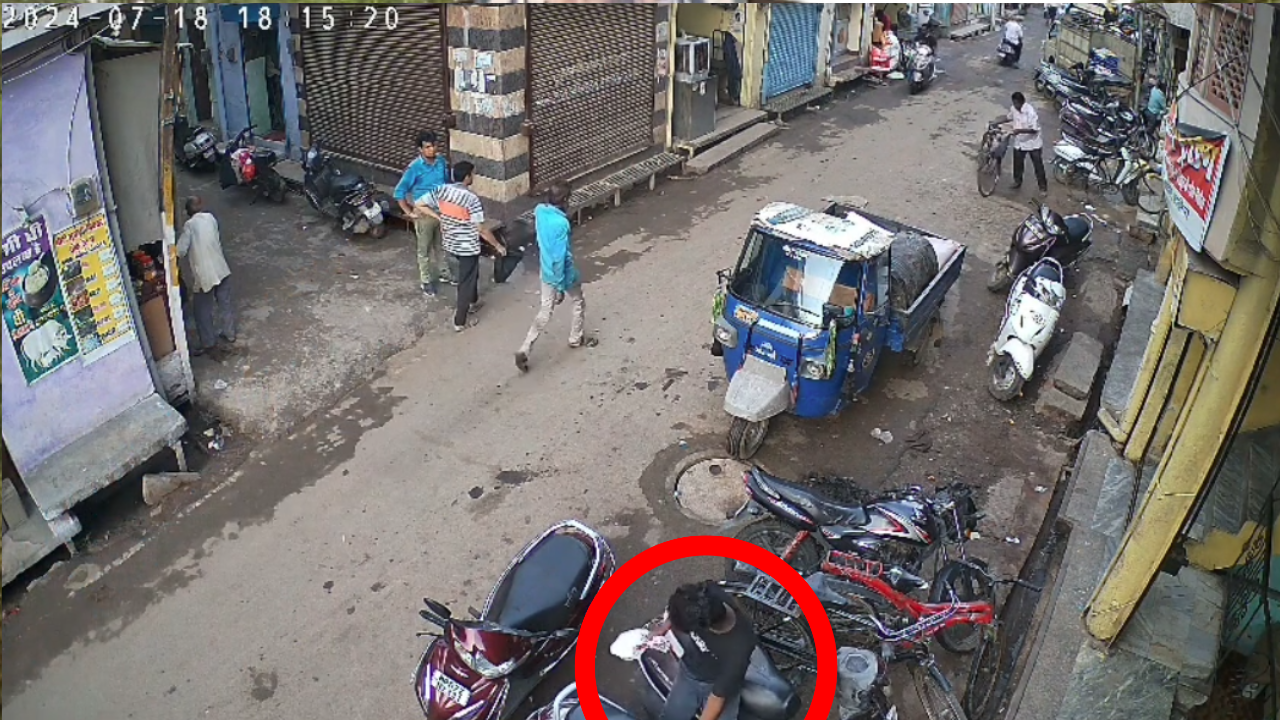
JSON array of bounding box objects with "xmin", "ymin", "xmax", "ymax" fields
[
  {"xmin": 977, "ymin": 157, "xmax": 1000, "ymax": 197},
  {"xmin": 912, "ymin": 663, "xmax": 970, "ymax": 720},
  {"xmin": 726, "ymin": 586, "xmax": 817, "ymax": 690},
  {"xmin": 963, "ymin": 628, "xmax": 1004, "ymax": 720},
  {"xmin": 932, "ymin": 560, "xmax": 994, "ymax": 654},
  {"xmin": 1135, "ymin": 173, "xmax": 1164, "ymax": 214}
]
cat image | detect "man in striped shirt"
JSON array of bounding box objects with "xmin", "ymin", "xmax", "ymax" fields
[{"xmin": 415, "ymin": 161, "xmax": 505, "ymax": 331}]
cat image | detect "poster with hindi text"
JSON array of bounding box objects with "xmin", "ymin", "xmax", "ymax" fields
[
  {"xmin": 53, "ymin": 212, "xmax": 136, "ymax": 364},
  {"xmin": 1, "ymin": 217, "xmax": 80, "ymax": 383},
  {"xmin": 1162, "ymin": 103, "xmax": 1231, "ymax": 252}
]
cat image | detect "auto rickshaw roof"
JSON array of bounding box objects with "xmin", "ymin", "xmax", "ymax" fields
[{"xmin": 752, "ymin": 202, "xmax": 896, "ymax": 262}]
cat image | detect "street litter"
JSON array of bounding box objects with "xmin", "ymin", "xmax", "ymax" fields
[
  {"xmin": 871, "ymin": 428, "xmax": 894, "ymax": 444},
  {"xmin": 1035, "ymin": 485, "xmax": 1048, "ymax": 493},
  {"xmin": 1004, "ymin": 536, "xmax": 1022, "ymax": 545},
  {"xmin": 212, "ymin": 379, "xmax": 229, "ymax": 391}
]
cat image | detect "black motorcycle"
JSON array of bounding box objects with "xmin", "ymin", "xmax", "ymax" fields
[
  {"xmin": 729, "ymin": 467, "xmax": 980, "ymax": 584},
  {"xmin": 218, "ymin": 125, "xmax": 287, "ymax": 203},
  {"xmin": 301, "ymin": 144, "xmax": 390, "ymax": 239},
  {"xmin": 987, "ymin": 200, "xmax": 1094, "ymax": 293},
  {"xmin": 174, "ymin": 114, "xmax": 218, "ymax": 171}
]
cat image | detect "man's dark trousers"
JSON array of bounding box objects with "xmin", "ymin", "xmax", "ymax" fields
[
  {"xmin": 1013, "ymin": 148, "xmax": 1048, "ymax": 192},
  {"xmin": 453, "ymin": 253, "xmax": 481, "ymax": 326}
]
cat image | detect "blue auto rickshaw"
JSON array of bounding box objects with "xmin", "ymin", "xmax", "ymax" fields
[{"xmin": 711, "ymin": 200, "xmax": 966, "ymax": 459}]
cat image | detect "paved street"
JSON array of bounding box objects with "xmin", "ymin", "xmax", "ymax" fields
[{"xmin": 3, "ymin": 26, "xmax": 1153, "ymax": 720}]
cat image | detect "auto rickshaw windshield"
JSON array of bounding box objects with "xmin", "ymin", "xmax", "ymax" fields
[{"xmin": 730, "ymin": 229, "xmax": 858, "ymax": 327}]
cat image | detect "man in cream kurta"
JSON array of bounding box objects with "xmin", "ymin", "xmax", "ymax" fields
[{"xmin": 177, "ymin": 195, "xmax": 235, "ymax": 355}]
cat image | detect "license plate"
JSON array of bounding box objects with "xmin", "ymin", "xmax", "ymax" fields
[
  {"xmin": 363, "ymin": 205, "xmax": 381, "ymax": 220},
  {"xmin": 432, "ymin": 671, "xmax": 471, "ymax": 706}
]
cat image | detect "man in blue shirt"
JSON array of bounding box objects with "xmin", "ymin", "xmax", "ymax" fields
[
  {"xmin": 515, "ymin": 181, "xmax": 593, "ymax": 372},
  {"xmin": 394, "ymin": 131, "xmax": 455, "ymax": 296}
]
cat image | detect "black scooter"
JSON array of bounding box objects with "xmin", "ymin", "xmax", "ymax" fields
[
  {"xmin": 218, "ymin": 125, "xmax": 287, "ymax": 203},
  {"xmin": 301, "ymin": 144, "xmax": 390, "ymax": 239},
  {"xmin": 174, "ymin": 114, "xmax": 218, "ymax": 171}
]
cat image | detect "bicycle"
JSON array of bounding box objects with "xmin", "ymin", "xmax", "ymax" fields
[
  {"xmin": 734, "ymin": 553, "xmax": 1040, "ymax": 720},
  {"xmin": 977, "ymin": 122, "xmax": 1010, "ymax": 198}
]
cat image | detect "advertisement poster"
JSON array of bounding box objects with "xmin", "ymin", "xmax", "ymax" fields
[
  {"xmin": 53, "ymin": 212, "xmax": 135, "ymax": 363},
  {"xmin": 1, "ymin": 217, "xmax": 81, "ymax": 383},
  {"xmin": 1162, "ymin": 104, "xmax": 1231, "ymax": 252}
]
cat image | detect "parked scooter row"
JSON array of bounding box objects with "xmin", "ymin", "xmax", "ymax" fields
[{"xmin": 176, "ymin": 119, "xmax": 391, "ymax": 236}]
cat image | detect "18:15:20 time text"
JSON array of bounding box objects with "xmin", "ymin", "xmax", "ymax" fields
[{"xmin": 300, "ymin": 6, "xmax": 400, "ymax": 31}]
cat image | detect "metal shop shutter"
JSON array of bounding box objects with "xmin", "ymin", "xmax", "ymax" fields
[
  {"xmin": 526, "ymin": 4, "xmax": 656, "ymax": 190},
  {"xmin": 299, "ymin": 5, "xmax": 449, "ymax": 172},
  {"xmin": 763, "ymin": 3, "xmax": 822, "ymax": 101}
]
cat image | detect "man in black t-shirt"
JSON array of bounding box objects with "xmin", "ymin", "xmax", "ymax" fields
[{"xmin": 656, "ymin": 582, "xmax": 757, "ymax": 720}]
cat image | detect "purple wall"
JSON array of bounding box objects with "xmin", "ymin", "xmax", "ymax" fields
[{"xmin": 1, "ymin": 53, "xmax": 155, "ymax": 477}]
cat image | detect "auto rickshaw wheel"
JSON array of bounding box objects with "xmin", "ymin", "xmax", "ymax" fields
[{"xmin": 728, "ymin": 418, "xmax": 769, "ymax": 460}]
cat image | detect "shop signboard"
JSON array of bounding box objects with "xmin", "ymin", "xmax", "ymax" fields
[
  {"xmin": 53, "ymin": 212, "xmax": 136, "ymax": 363},
  {"xmin": 1, "ymin": 217, "xmax": 80, "ymax": 383},
  {"xmin": 1162, "ymin": 103, "xmax": 1231, "ymax": 252}
]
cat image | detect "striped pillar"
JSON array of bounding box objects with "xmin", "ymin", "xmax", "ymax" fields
[
  {"xmin": 446, "ymin": 4, "xmax": 529, "ymax": 221},
  {"xmin": 654, "ymin": 5, "xmax": 672, "ymax": 147}
]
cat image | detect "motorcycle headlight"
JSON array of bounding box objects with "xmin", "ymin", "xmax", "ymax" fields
[
  {"xmin": 713, "ymin": 320, "xmax": 738, "ymax": 349},
  {"xmin": 453, "ymin": 638, "xmax": 522, "ymax": 679},
  {"xmin": 799, "ymin": 360, "xmax": 829, "ymax": 381}
]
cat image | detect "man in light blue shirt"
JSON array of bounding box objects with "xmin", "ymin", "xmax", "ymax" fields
[
  {"xmin": 515, "ymin": 181, "xmax": 592, "ymax": 372},
  {"xmin": 1144, "ymin": 79, "xmax": 1167, "ymax": 132},
  {"xmin": 394, "ymin": 131, "xmax": 455, "ymax": 296}
]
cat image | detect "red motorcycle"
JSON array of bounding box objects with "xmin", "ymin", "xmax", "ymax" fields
[{"xmin": 414, "ymin": 521, "xmax": 616, "ymax": 720}]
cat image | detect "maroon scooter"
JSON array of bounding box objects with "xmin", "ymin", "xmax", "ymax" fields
[{"xmin": 414, "ymin": 521, "xmax": 616, "ymax": 720}]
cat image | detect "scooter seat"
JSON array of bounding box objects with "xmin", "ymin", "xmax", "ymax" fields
[
  {"xmin": 330, "ymin": 172, "xmax": 364, "ymax": 194},
  {"xmin": 490, "ymin": 532, "xmax": 592, "ymax": 633},
  {"xmin": 751, "ymin": 468, "xmax": 870, "ymax": 527},
  {"xmin": 1063, "ymin": 215, "xmax": 1092, "ymax": 244},
  {"xmin": 740, "ymin": 648, "xmax": 801, "ymax": 720},
  {"xmin": 253, "ymin": 148, "xmax": 278, "ymax": 166}
]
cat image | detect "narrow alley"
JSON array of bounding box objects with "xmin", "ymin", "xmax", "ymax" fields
[{"xmin": 4, "ymin": 15, "xmax": 1156, "ymax": 720}]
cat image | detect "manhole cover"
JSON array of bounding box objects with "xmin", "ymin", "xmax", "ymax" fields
[{"xmin": 675, "ymin": 458, "xmax": 750, "ymax": 526}]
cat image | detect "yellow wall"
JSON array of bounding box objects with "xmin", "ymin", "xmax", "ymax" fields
[
  {"xmin": 1243, "ymin": 336, "xmax": 1280, "ymax": 432},
  {"xmin": 677, "ymin": 4, "xmax": 737, "ymax": 38},
  {"xmin": 1187, "ymin": 516, "xmax": 1280, "ymax": 571}
]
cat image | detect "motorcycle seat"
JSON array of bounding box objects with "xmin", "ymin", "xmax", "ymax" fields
[
  {"xmin": 253, "ymin": 148, "xmax": 278, "ymax": 166},
  {"xmin": 751, "ymin": 468, "xmax": 870, "ymax": 527},
  {"xmin": 490, "ymin": 532, "xmax": 593, "ymax": 633},
  {"xmin": 1063, "ymin": 216, "xmax": 1092, "ymax": 244}
]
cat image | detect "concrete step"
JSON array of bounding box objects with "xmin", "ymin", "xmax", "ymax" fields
[
  {"xmin": 949, "ymin": 20, "xmax": 994, "ymax": 39},
  {"xmin": 674, "ymin": 107, "xmax": 767, "ymax": 156},
  {"xmin": 1056, "ymin": 645, "xmax": 1178, "ymax": 720},
  {"xmin": 762, "ymin": 85, "xmax": 832, "ymax": 117},
  {"xmin": 685, "ymin": 123, "xmax": 781, "ymax": 176},
  {"xmin": 1099, "ymin": 270, "xmax": 1165, "ymax": 439}
]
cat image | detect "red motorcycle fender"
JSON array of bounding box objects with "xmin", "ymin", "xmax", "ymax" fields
[{"xmin": 415, "ymin": 637, "xmax": 510, "ymax": 720}]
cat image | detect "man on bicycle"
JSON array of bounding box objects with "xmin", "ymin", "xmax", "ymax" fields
[{"xmin": 653, "ymin": 582, "xmax": 758, "ymax": 720}]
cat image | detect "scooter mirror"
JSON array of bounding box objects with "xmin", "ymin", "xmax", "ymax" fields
[{"xmin": 423, "ymin": 598, "xmax": 452, "ymax": 620}]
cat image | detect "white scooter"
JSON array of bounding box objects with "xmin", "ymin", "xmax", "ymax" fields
[{"xmin": 987, "ymin": 258, "xmax": 1066, "ymax": 401}]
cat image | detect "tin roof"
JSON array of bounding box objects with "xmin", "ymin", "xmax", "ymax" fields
[
  {"xmin": 2, "ymin": 4, "xmax": 119, "ymax": 53},
  {"xmin": 752, "ymin": 202, "xmax": 895, "ymax": 262}
]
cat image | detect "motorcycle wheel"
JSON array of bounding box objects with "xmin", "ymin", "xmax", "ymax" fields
[
  {"xmin": 1034, "ymin": 77, "xmax": 1048, "ymax": 95},
  {"xmin": 910, "ymin": 82, "xmax": 922, "ymax": 95},
  {"xmin": 368, "ymin": 222, "xmax": 388, "ymax": 239},
  {"xmin": 1052, "ymin": 161, "xmax": 1072, "ymax": 187},
  {"xmin": 725, "ymin": 518, "xmax": 823, "ymax": 582},
  {"xmin": 727, "ymin": 417, "xmax": 768, "ymax": 461},
  {"xmin": 269, "ymin": 180, "xmax": 287, "ymax": 204},
  {"xmin": 987, "ymin": 353, "xmax": 1025, "ymax": 402}
]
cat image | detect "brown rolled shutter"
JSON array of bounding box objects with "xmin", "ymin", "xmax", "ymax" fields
[
  {"xmin": 526, "ymin": 5, "xmax": 655, "ymax": 190},
  {"xmin": 299, "ymin": 5, "xmax": 449, "ymax": 173}
]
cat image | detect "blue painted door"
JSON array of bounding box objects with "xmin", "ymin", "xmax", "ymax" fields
[{"xmin": 763, "ymin": 3, "xmax": 822, "ymax": 101}]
